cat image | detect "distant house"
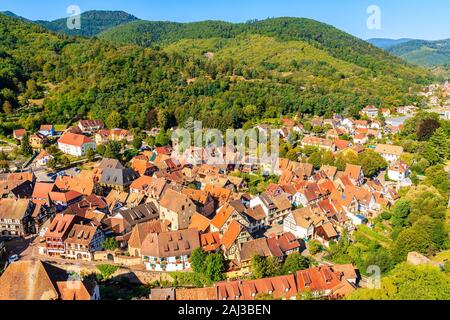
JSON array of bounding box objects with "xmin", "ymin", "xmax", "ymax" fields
[
  {"xmin": 374, "ymin": 144, "xmax": 404, "ymax": 164},
  {"xmin": 13, "ymin": 129, "xmax": 27, "ymax": 141},
  {"xmin": 95, "ymin": 129, "xmax": 133, "ymax": 145},
  {"xmin": 99, "ymin": 167, "xmax": 139, "ymax": 192},
  {"xmin": 141, "ymin": 228, "xmax": 201, "ymax": 272},
  {"xmin": 159, "ymin": 189, "xmax": 197, "ymax": 231},
  {"xmin": 29, "ymin": 133, "xmax": 47, "ymax": 151},
  {"xmin": 44, "ymin": 214, "xmax": 78, "ymax": 257},
  {"xmin": 215, "ymin": 275, "xmax": 298, "ymax": 300},
  {"xmin": 283, "ymin": 208, "xmax": 315, "ymax": 240},
  {"xmin": 301, "ymin": 137, "xmax": 336, "ymax": 152},
  {"xmin": 78, "ymin": 120, "xmax": 105, "ymax": 134},
  {"xmin": 39, "ymin": 125, "xmax": 55, "ymax": 137},
  {"xmin": 0, "ymin": 199, "xmax": 35, "ymax": 236},
  {"xmin": 64, "ymin": 223, "xmax": 105, "ymax": 261},
  {"xmin": 344, "ymin": 164, "xmax": 365, "ymax": 186},
  {"xmin": 381, "ymin": 108, "xmax": 391, "ymax": 117},
  {"xmin": 360, "ymin": 105, "xmax": 379, "ymax": 119},
  {"xmin": 33, "ymin": 150, "xmax": 54, "ymax": 168},
  {"xmin": 388, "ymin": 161, "xmax": 411, "ymax": 183},
  {"xmin": 58, "ymin": 133, "xmax": 96, "ymax": 157}
]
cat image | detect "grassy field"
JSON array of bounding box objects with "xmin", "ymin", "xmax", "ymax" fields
[{"xmin": 357, "ymin": 225, "xmax": 393, "ymax": 247}]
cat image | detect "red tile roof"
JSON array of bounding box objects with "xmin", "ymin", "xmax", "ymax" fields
[{"xmin": 58, "ymin": 133, "xmax": 93, "ymax": 147}]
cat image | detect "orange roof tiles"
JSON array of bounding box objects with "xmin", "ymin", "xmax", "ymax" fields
[{"xmin": 58, "ymin": 133, "xmax": 93, "ymax": 147}]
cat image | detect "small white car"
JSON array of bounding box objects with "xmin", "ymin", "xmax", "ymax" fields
[{"xmin": 7, "ymin": 254, "xmax": 19, "ymax": 264}]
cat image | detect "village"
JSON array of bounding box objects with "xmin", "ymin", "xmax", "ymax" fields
[{"xmin": 0, "ymin": 89, "xmax": 449, "ymax": 300}]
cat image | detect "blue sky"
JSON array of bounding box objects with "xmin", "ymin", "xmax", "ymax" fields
[{"xmin": 0, "ymin": 0, "xmax": 448, "ymax": 40}]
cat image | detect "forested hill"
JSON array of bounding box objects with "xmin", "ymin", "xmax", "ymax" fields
[
  {"xmin": 386, "ymin": 39, "xmax": 450, "ymax": 67},
  {"xmin": 0, "ymin": 13, "xmax": 433, "ymax": 135},
  {"xmin": 35, "ymin": 10, "xmax": 139, "ymax": 37},
  {"xmin": 99, "ymin": 17, "xmax": 423, "ymax": 77}
]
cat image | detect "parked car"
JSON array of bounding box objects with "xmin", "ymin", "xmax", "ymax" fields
[{"xmin": 7, "ymin": 254, "xmax": 19, "ymax": 264}]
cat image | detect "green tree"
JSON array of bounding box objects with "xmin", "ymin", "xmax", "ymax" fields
[
  {"xmin": 282, "ymin": 253, "xmax": 310, "ymax": 274},
  {"xmin": 104, "ymin": 141, "xmax": 122, "ymax": 160},
  {"xmin": 250, "ymin": 255, "xmax": 268, "ymax": 279},
  {"xmin": 265, "ymin": 256, "xmax": 282, "ymax": 277},
  {"xmin": 103, "ymin": 237, "xmax": 119, "ymax": 251},
  {"xmin": 96, "ymin": 264, "xmax": 119, "ymax": 281},
  {"xmin": 308, "ymin": 151, "xmax": 323, "ymax": 170},
  {"xmin": 204, "ymin": 253, "xmax": 226, "ymax": 282},
  {"xmin": 347, "ymin": 263, "xmax": 450, "ymax": 300},
  {"xmin": 86, "ymin": 148, "xmax": 96, "ymax": 162},
  {"xmin": 424, "ymin": 165, "xmax": 450, "ymax": 196},
  {"xmin": 429, "ymin": 128, "xmax": 449, "ymax": 162},
  {"xmin": 390, "ymin": 199, "xmax": 411, "ymax": 229},
  {"xmin": 405, "ymin": 185, "xmax": 447, "ymax": 223},
  {"xmin": 59, "ymin": 156, "xmax": 70, "ymax": 167},
  {"xmin": 20, "ymin": 133, "xmax": 33, "ymax": 156},
  {"xmin": 308, "ymin": 240, "xmax": 324, "ymax": 255},
  {"xmin": 96, "ymin": 144, "xmax": 106, "ymax": 156},
  {"xmin": 106, "ymin": 111, "xmax": 123, "ymax": 129},
  {"xmin": 357, "ymin": 150, "xmax": 387, "ymax": 178},
  {"xmin": 190, "ymin": 248, "xmax": 207, "ymax": 274},
  {"xmin": 132, "ymin": 135, "xmax": 143, "ymax": 150},
  {"xmin": 155, "ymin": 129, "xmax": 171, "ymax": 147}
]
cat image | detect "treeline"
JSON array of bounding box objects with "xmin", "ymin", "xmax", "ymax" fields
[{"xmin": 0, "ymin": 13, "xmax": 433, "ymax": 136}]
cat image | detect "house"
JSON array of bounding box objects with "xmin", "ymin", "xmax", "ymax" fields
[
  {"xmin": 13, "ymin": 129, "xmax": 27, "ymax": 141},
  {"xmin": 296, "ymin": 265, "xmax": 356, "ymax": 298},
  {"xmin": 250, "ymin": 193, "xmax": 291, "ymax": 225},
  {"xmin": 29, "ymin": 133, "xmax": 47, "ymax": 150},
  {"xmin": 39, "ymin": 125, "xmax": 55, "ymax": 137},
  {"xmin": 374, "ymin": 144, "xmax": 404, "ymax": 164},
  {"xmin": 131, "ymin": 156, "xmax": 157, "ymax": 176},
  {"xmin": 58, "ymin": 133, "xmax": 96, "ymax": 157},
  {"xmin": 78, "ymin": 120, "xmax": 104, "ymax": 134},
  {"xmin": 239, "ymin": 234, "xmax": 301, "ymax": 272},
  {"xmin": 182, "ymin": 188, "xmax": 215, "ymax": 218},
  {"xmin": 0, "ymin": 260, "xmax": 100, "ymax": 300},
  {"xmin": 353, "ymin": 134, "xmax": 368, "ymax": 145},
  {"xmin": 381, "ymin": 108, "xmax": 391, "ymax": 117},
  {"xmin": 344, "ymin": 164, "xmax": 365, "ymax": 186},
  {"xmin": 32, "ymin": 182, "xmax": 56, "ymax": 206},
  {"xmin": 0, "ymin": 199, "xmax": 35, "ymax": 236},
  {"xmin": 301, "ymin": 137, "xmax": 336, "ymax": 152},
  {"xmin": 315, "ymin": 223, "xmax": 339, "ymax": 247},
  {"xmin": 360, "ymin": 105, "xmax": 378, "ymax": 119},
  {"xmin": 99, "ymin": 167, "xmax": 139, "ymax": 192},
  {"xmin": 201, "ymin": 232, "xmax": 221, "ymax": 253},
  {"xmin": 33, "ymin": 150, "xmax": 54, "ymax": 168},
  {"xmin": 141, "ymin": 228, "xmax": 201, "ymax": 272},
  {"xmin": 49, "ymin": 190, "xmax": 83, "ymax": 211},
  {"xmin": 110, "ymin": 202, "xmax": 160, "ymax": 239},
  {"xmin": 159, "ymin": 189, "xmax": 197, "ymax": 231},
  {"xmin": 64, "ymin": 222, "xmax": 105, "ymax": 261},
  {"xmin": 283, "ymin": 208, "xmax": 315, "ymax": 240},
  {"xmin": 128, "ymin": 220, "xmax": 167, "ymax": 257},
  {"xmin": 0, "ymin": 179, "xmax": 34, "ymax": 199},
  {"xmin": 396, "ymin": 106, "xmax": 418, "ymax": 115},
  {"xmin": 215, "ymin": 275, "xmax": 298, "ymax": 300},
  {"xmin": 220, "ymin": 220, "xmax": 252, "ymax": 260},
  {"xmin": 388, "ymin": 161, "xmax": 411, "ymax": 183},
  {"xmin": 44, "ymin": 214, "xmax": 79, "ymax": 257},
  {"xmin": 211, "ymin": 202, "xmax": 249, "ymax": 234},
  {"xmin": 95, "ymin": 129, "xmax": 133, "ymax": 145}
]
